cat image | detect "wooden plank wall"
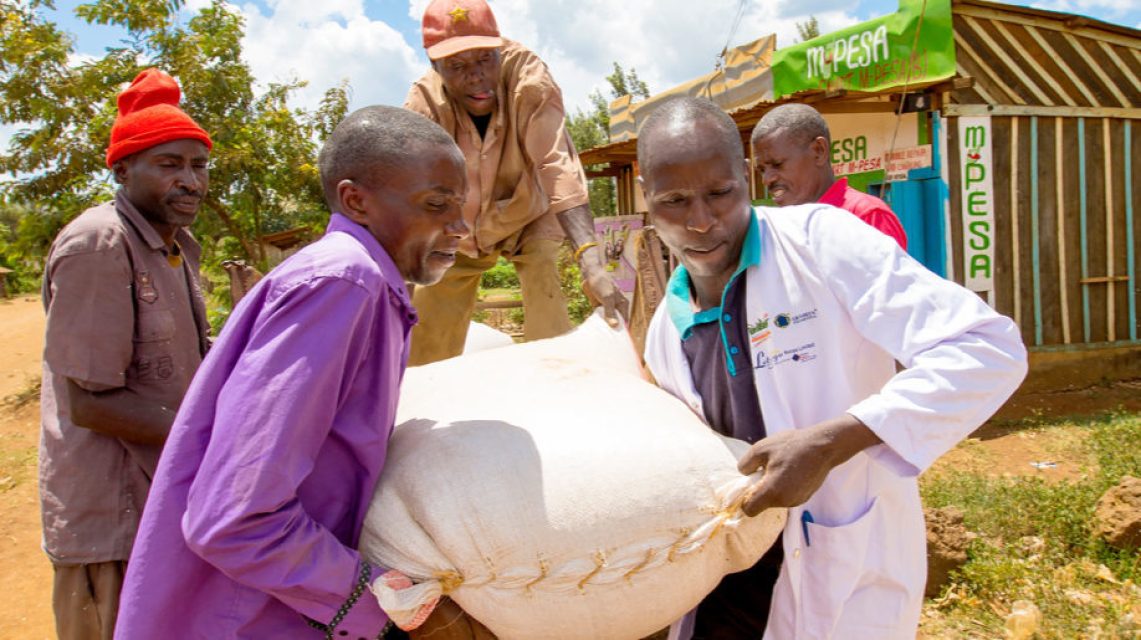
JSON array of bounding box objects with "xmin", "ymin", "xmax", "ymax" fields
[{"xmin": 946, "ymin": 115, "xmax": 1140, "ymax": 348}]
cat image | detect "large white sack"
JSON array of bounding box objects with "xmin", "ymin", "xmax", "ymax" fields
[
  {"xmin": 361, "ymin": 313, "xmax": 787, "ymax": 640},
  {"xmin": 462, "ymin": 321, "xmax": 515, "ymax": 354}
]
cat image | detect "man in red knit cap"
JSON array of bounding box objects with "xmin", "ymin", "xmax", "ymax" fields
[{"xmin": 39, "ymin": 68, "xmax": 212, "ymax": 640}]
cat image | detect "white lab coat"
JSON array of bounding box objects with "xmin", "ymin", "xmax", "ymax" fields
[{"xmin": 646, "ymin": 204, "xmax": 1027, "ymax": 639}]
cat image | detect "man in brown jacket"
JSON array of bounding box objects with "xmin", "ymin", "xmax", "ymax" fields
[{"xmin": 405, "ymin": 0, "xmax": 627, "ymax": 365}]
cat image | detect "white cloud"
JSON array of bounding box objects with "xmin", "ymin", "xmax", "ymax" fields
[
  {"xmin": 1029, "ymin": 0, "xmax": 1137, "ymax": 17},
  {"xmin": 230, "ymin": 0, "xmax": 424, "ymax": 113},
  {"xmin": 399, "ymin": 0, "xmax": 863, "ymax": 115}
]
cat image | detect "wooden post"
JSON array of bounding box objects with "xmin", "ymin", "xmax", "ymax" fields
[
  {"xmin": 1011, "ymin": 117, "xmax": 1021, "ymax": 329},
  {"xmin": 1104, "ymin": 119, "xmax": 1116, "ymax": 342},
  {"xmin": 1056, "ymin": 117, "xmax": 1071, "ymax": 344},
  {"xmin": 1079, "ymin": 118, "xmax": 1091, "ymax": 343},
  {"xmin": 1031, "ymin": 116, "xmax": 1043, "ymax": 346},
  {"xmin": 1127, "ymin": 121, "xmax": 1137, "ymax": 341}
]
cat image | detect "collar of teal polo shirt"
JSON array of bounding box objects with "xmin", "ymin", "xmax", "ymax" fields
[{"xmin": 665, "ymin": 209, "xmax": 761, "ymax": 341}]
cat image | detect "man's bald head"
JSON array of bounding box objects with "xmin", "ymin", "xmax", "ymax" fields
[
  {"xmin": 636, "ymin": 96, "xmax": 745, "ymax": 177},
  {"xmin": 750, "ymin": 103, "xmax": 831, "ymax": 148},
  {"xmin": 318, "ymin": 105, "xmax": 460, "ymax": 211}
]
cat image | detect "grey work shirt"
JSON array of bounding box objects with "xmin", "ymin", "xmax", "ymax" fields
[
  {"xmin": 680, "ymin": 276, "xmax": 765, "ymax": 443},
  {"xmin": 39, "ymin": 190, "xmax": 208, "ymax": 564},
  {"xmin": 679, "ymin": 272, "xmax": 783, "ymax": 638}
]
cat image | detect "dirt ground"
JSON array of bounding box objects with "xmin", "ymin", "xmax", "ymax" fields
[
  {"xmin": 1, "ymin": 293, "xmax": 1138, "ymax": 639},
  {"xmin": 0, "ymin": 296, "xmax": 53, "ymax": 640}
]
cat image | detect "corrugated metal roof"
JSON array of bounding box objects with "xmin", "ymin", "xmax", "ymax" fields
[
  {"xmin": 951, "ymin": 0, "xmax": 1141, "ymax": 109},
  {"xmin": 606, "ymin": 35, "xmax": 775, "ymax": 143},
  {"xmin": 580, "ymin": 0, "xmax": 1140, "ymax": 168}
]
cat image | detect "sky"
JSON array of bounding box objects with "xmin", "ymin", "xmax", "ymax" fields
[{"xmin": 8, "ymin": 0, "xmax": 1140, "ymax": 151}]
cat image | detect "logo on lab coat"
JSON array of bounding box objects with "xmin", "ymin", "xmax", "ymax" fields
[
  {"xmin": 773, "ymin": 308, "xmax": 818, "ymax": 329},
  {"xmin": 748, "ymin": 315, "xmax": 770, "ymax": 334},
  {"xmin": 754, "ymin": 342, "xmax": 817, "ymax": 370}
]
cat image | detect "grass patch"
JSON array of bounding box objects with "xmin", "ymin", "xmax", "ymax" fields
[
  {"xmin": 2, "ymin": 376, "xmax": 40, "ymax": 409},
  {"xmin": 920, "ymin": 412, "xmax": 1141, "ymax": 638}
]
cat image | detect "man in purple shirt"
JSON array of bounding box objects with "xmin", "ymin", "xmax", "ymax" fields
[{"xmin": 116, "ymin": 106, "xmax": 488, "ymax": 639}]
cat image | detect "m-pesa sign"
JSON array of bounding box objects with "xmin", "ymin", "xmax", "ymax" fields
[
  {"xmin": 773, "ymin": 0, "xmax": 956, "ymax": 98},
  {"xmin": 824, "ymin": 112, "xmax": 919, "ymax": 177},
  {"xmin": 958, "ymin": 116, "xmax": 995, "ymax": 296},
  {"xmin": 807, "ymin": 25, "xmax": 890, "ymax": 80}
]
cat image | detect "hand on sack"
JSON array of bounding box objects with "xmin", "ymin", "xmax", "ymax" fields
[
  {"xmin": 408, "ymin": 598, "xmax": 495, "ymax": 640},
  {"xmin": 579, "ymin": 251, "xmax": 630, "ymax": 329},
  {"xmin": 736, "ymin": 414, "xmax": 882, "ymax": 516}
]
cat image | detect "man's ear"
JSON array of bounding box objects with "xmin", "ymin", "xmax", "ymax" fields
[
  {"xmin": 337, "ymin": 179, "xmax": 368, "ymax": 224},
  {"xmin": 811, "ymin": 136, "xmax": 831, "ymax": 167},
  {"xmin": 636, "ymin": 175, "xmax": 649, "ymax": 200},
  {"xmin": 112, "ymin": 159, "xmax": 129, "ymax": 186}
]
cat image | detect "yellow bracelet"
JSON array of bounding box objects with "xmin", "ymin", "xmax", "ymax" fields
[{"xmin": 573, "ymin": 241, "xmax": 599, "ymax": 262}]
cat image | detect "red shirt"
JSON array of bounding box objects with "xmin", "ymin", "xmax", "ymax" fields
[{"xmin": 818, "ymin": 178, "xmax": 908, "ymax": 251}]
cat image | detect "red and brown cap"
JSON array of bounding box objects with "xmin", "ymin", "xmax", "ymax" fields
[
  {"xmin": 421, "ymin": 0, "xmax": 503, "ymax": 61},
  {"xmin": 105, "ymin": 68, "xmax": 212, "ymax": 168}
]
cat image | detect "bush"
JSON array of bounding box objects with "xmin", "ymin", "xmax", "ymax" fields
[
  {"xmin": 481, "ymin": 257, "xmax": 520, "ymax": 289},
  {"xmin": 557, "ymin": 248, "xmax": 593, "ymax": 325}
]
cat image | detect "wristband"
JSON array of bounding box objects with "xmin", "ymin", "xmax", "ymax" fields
[{"xmin": 573, "ymin": 241, "xmax": 599, "ymax": 262}]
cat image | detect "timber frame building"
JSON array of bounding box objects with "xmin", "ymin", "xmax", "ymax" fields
[{"xmin": 581, "ymin": 0, "xmax": 1140, "ymax": 384}]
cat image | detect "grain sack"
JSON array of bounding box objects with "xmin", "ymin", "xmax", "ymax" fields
[
  {"xmin": 463, "ymin": 321, "xmax": 515, "ymax": 354},
  {"xmin": 360, "ymin": 313, "xmax": 787, "ymax": 640}
]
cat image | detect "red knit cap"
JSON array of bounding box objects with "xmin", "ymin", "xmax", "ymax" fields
[{"xmin": 105, "ymin": 68, "xmax": 213, "ymax": 167}]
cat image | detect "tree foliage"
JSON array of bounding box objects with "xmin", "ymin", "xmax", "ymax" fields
[
  {"xmin": 604, "ymin": 62, "xmax": 650, "ymax": 102},
  {"xmin": 565, "ymin": 62, "xmax": 650, "ymax": 218},
  {"xmin": 0, "ymin": 0, "xmax": 349, "ymax": 282}
]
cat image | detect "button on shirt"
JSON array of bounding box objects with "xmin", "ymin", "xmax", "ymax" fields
[
  {"xmin": 115, "ymin": 214, "xmax": 417, "ymax": 639},
  {"xmin": 666, "ymin": 213, "xmax": 765, "ymax": 444},
  {"xmin": 665, "ymin": 212, "xmax": 783, "ymax": 637},
  {"xmin": 40, "ymin": 190, "xmax": 209, "ymax": 564}
]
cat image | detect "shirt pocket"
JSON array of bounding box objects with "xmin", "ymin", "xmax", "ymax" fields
[
  {"xmin": 799, "ymin": 497, "xmax": 879, "ymax": 637},
  {"xmin": 134, "ymin": 307, "xmax": 176, "ymax": 343},
  {"xmin": 490, "ymin": 176, "xmax": 545, "ymax": 235}
]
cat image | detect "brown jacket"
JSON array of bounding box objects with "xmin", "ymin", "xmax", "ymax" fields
[{"xmin": 405, "ymin": 40, "xmax": 590, "ymax": 257}]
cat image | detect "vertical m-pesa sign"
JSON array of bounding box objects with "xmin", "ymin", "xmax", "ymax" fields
[{"xmin": 958, "ymin": 116, "xmax": 995, "ymax": 297}]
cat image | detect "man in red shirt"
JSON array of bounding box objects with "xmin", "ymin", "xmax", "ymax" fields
[{"xmin": 750, "ymin": 104, "xmax": 907, "ymax": 250}]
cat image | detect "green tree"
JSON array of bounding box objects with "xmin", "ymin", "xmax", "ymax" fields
[
  {"xmin": 796, "ymin": 16, "xmax": 821, "ymax": 43},
  {"xmin": 604, "ymin": 62, "xmax": 650, "ymax": 102},
  {"xmin": 0, "ymin": 0, "xmax": 349, "ymax": 281},
  {"xmin": 565, "ymin": 62, "xmax": 650, "ymax": 217}
]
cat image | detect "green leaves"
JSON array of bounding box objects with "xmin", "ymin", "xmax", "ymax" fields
[
  {"xmin": 564, "ymin": 61, "xmax": 650, "ymax": 217},
  {"xmin": 0, "ymin": 0, "xmax": 350, "ymax": 285}
]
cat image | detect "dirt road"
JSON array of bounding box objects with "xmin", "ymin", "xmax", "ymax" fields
[
  {"xmin": 1, "ymin": 293, "xmax": 1138, "ymax": 639},
  {"xmin": 0, "ymin": 295, "xmax": 53, "ymax": 640}
]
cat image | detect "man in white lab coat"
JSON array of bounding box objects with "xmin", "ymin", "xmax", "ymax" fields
[{"xmin": 637, "ymin": 96, "xmax": 1027, "ymax": 639}]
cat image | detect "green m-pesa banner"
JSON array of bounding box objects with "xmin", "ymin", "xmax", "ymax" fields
[{"xmin": 772, "ymin": 0, "xmax": 956, "ymax": 98}]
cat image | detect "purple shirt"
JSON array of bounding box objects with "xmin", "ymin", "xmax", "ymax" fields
[{"xmin": 116, "ymin": 214, "xmax": 416, "ymax": 639}]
